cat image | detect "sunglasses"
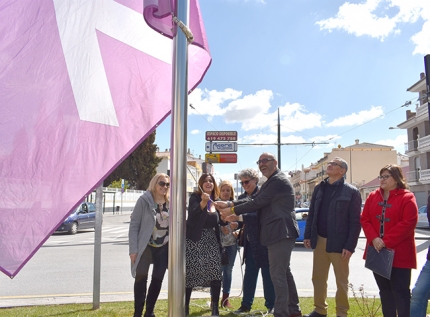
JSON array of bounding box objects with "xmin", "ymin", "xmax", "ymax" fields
[
  {"xmin": 378, "ymin": 175, "xmax": 391, "ymax": 180},
  {"xmin": 240, "ymin": 179, "xmax": 254, "ymax": 186},
  {"xmin": 158, "ymin": 181, "xmax": 170, "ymax": 188},
  {"xmin": 256, "ymin": 158, "xmax": 275, "ymax": 165}
]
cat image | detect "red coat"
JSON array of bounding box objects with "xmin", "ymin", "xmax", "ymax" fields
[{"xmin": 361, "ymin": 188, "xmax": 418, "ymax": 269}]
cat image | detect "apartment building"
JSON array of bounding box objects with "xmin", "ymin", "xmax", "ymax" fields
[{"xmin": 397, "ymin": 72, "xmax": 430, "ymax": 206}]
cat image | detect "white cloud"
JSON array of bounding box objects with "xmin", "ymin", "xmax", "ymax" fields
[
  {"xmin": 279, "ymin": 103, "xmax": 323, "ymax": 133},
  {"xmin": 188, "ymin": 88, "xmax": 242, "ymax": 117},
  {"xmin": 316, "ymin": 0, "xmax": 430, "ymax": 54},
  {"xmin": 326, "ymin": 105, "xmax": 384, "ymax": 127},
  {"xmin": 375, "ymin": 134, "xmax": 408, "ymax": 153},
  {"xmin": 190, "ymin": 129, "xmax": 200, "ymax": 135}
]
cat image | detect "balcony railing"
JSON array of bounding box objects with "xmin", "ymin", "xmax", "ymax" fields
[
  {"xmin": 406, "ymin": 170, "xmax": 420, "ymax": 183},
  {"xmin": 420, "ymin": 169, "xmax": 430, "ymax": 182},
  {"xmin": 416, "ymin": 104, "xmax": 428, "ymax": 118},
  {"xmin": 405, "ymin": 140, "xmax": 419, "ymax": 153},
  {"xmin": 418, "ymin": 135, "xmax": 430, "ymax": 150}
]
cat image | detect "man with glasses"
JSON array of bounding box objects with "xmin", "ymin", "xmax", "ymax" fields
[
  {"xmin": 303, "ymin": 157, "xmax": 361, "ymax": 317},
  {"xmin": 217, "ymin": 153, "xmax": 302, "ymax": 317}
]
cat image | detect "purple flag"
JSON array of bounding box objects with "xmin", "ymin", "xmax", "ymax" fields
[{"xmin": 0, "ymin": 0, "xmax": 210, "ymax": 278}]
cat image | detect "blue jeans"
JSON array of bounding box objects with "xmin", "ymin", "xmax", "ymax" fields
[
  {"xmin": 242, "ymin": 244, "xmax": 275, "ymax": 309},
  {"xmin": 411, "ymin": 260, "xmax": 430, "ymax": 317},
  {"xmin": 222, "ymin": 244, "xmax": 238, "ymax": 294}
]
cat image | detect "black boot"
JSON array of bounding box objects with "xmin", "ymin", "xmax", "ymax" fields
[
  {"xmin": 185, "ymin": 287, "xmax": 192, "ymax": 316},
  {"xmin": 209, "ymin": 280, "xmax": 221, "ymax": 316},
  {"xmin": 133, "ymin": 276, "xmax": 148, "ymax": 317},
  {"xmin": 144, "ymin": 277, "xmax": 163, "ymax": 317},
  {"xmin": 211, "ymin": 301, "xmax": 219, "ymax": 316}
]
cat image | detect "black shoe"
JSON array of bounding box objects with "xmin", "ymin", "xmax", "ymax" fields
[
  {"xmin": 268, "ymin": 307, "xmax": 274, "ymax": 314},
  {"xmin": 143, "ymin": 312, "xmax": 155, "ymax": 317},
  {"xmin": 303, "ymin": 312, "xmax": 327, "ymax": 317},
  {"xmin": 234, "ymin": 305, "xmax": 250, "ymax": 314}
]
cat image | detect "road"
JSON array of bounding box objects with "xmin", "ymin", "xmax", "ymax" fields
[{"xmin": 1, "ymin": 211, "xmax": 429, "ymax": 308}]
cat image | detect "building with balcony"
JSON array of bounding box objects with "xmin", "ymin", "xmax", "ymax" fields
[
  {"xmin": 397, "ymin": 72, "xmax": 430, "ymax": 206},
  {"xmin": 156, "ymin": 148, "xmax": 206, "ymax": 198},
  {"xmin": 305, "ymin": 140, "xmax": 398, "ymax": 200},
  {"xmin": 289, "ymin": 165, "xmax": 317, "ymax": 205}
]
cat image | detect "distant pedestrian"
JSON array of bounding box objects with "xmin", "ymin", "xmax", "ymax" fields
[
  {"xmin": 303, "ymin": 157, "xmax": 361, "ymax": 317},
  {"xmin": 129, "ymin": 173, "xmax": 170, "ymax": 317}
]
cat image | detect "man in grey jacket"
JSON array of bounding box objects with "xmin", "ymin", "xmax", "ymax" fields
[{"xmin": 218, "ymin": 153, "xmax": 302, "ymax": 317}]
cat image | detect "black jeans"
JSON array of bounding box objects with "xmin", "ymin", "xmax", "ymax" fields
[
  {"xmin": 134, "ymin": 244, "xmax": 169, "ymax": 316},
  {"xmin": 374, "ymin": 267, "xmax": 411, "ymax": 317}
]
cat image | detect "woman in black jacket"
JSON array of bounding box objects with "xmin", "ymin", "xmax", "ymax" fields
[{"xmin": 185, "ymin": 173, "xmax": 222, "ymax": 316}]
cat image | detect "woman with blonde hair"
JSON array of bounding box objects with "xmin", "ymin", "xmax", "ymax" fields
[
  {"xmin": 218, "ymin": 180, "xmax": 239, "ymax": 309},
  {"xmin": 129, "ymin": 173, "xmax": 170, "ymax": 317}
]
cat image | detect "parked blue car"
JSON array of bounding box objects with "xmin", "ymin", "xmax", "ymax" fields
[
  {"xmin": 56, "ymin": 202, "xmax": 96, "ymax": 234},
  {"xmin": 295, "ymin": 207, "xmax": 309, "ymax": 242}
]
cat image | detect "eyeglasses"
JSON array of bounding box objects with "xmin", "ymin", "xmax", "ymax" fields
[
  {"xmin": 378, "ymin": 175, "xmax": 391, "ymax": 180},
  {"xmin": 240, "ymin": 179, "xmax": 254, "ymax": 186},
  {"xmin": 328, "ymin": 161, "xmax": 344, "ymax": 168},
  {"xmin": 256, "ymin": 158, "xmax": 275, "ymax": 165},
  {"xmin": 158, "ymin": 181, "xmax": 170, "ymax": 188}
]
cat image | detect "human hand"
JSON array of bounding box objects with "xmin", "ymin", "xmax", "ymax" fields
[
  {"xmin": 130, "ymin": 253, "xmax": 137, "ymax": 264},
  {"xmin": 342, "ymin": 249, "xmax": 352, "ymax": 260},
  {"xmin": 230, "ymin": 222, "xmax": 239, "ymax": 230},
  {"xmin": 215, "ymin": 201, "xmax": 229, "ymax": 209},
  {"xmin": 225, "ymin": 214, "xmax": 239, "ymax": 223},
  {"xmin": 219, "ymin": 207, "xmax": 232, "ymax": 221},
  {"xmin": 303, "ymin": 239, "xmax": 311, "ymax": 249},
  {"xmin": 372, "ymin": 237, "xmax": 385, "ymax": 252},
  {"xmin": 201, "ymin": 193, "xmax": 210, "ymax": 204},
  {"xmin": 221, "ymin": 225, "xmax": 230, "ymax": 235}
]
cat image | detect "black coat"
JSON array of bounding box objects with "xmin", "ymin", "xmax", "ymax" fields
[
  {"xmin": 304, "ymin": 177, "xmax": 361, "ymax": 253},
  {"xmin": 234, "ymin": 169, "xmax": 299, "ymax": 246},
  {"xmin": 238, "ymin": 187, "xmax": 270, "ymax": 268}
]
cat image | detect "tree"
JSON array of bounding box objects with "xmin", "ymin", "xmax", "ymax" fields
[{"xmin": 104, "ymin": 130, "xmax": 162, "ymax": 190}]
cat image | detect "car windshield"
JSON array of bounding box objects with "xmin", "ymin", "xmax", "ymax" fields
[{"xmin": 418, "ymin": 206, "xmax": 427, "ymax": 214}]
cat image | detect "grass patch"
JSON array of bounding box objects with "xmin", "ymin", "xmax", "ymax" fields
[
  {"xmin": 2, "ymin": 296, "xmax": 429, "ymax": 316},
  {"xmin": 0, "ymin": 297, "xmax": 388, "ymax": 317}
]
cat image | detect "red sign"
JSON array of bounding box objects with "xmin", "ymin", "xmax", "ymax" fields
[
  {"xmin": 205, "ymin": 131, "xmax": 238, "ymax": 141},
  {"xmin": 205, "ymin": 153, "xmax": 238, "ymax": 163}
]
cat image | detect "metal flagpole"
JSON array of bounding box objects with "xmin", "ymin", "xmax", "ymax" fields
[{"xmin": 169, "ymin": 0, "xmax": 191, "ymax": 316}]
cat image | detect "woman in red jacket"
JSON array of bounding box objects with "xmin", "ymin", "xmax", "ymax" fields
[{"xmin": 361, "ymin": 164, "xmax": 418, "ymax": 317}]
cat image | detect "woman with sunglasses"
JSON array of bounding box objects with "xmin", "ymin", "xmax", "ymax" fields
[
  {"xmin": 217, "ymin": 180, "xmax": 238, "ymax": 309},
  {"xmin": 361, "ymin": 164, "xmax": 418, "ymax": 317},
  {"xmin": 129, "ymin": 173, "xmax": 170, "ymax": 317},
  {"xmin": 185, "ymin": 173, "xmax": 222, "ymax": 316},
  {"xmin": 223, "ymin": 168, "xmax": 276, "ymax": 314}
]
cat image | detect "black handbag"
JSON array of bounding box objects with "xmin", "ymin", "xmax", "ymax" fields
[
  {"xmin": 221, "ymin": 247, "xmax": 229, "ymax": 265},
  {"xmin": 365, "ymin": 246, "xmax": 395, "ymax": 279}
]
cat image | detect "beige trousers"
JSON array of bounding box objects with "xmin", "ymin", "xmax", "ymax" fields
[{"xmin": 312, "ymin": 235, "xmax": 350, "ymax": 317}]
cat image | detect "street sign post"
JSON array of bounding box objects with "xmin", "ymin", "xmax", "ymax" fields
[
  {"xmin": 205, "ymin": 131, "xmax": 237, "ymax": 141},
  {"xmin": 205, "ymin": 153, "xmax": 237, "ymax": 163},
  {"xmin": 205, "ymin": 142, "xmax": 238, "ymax": 152}
]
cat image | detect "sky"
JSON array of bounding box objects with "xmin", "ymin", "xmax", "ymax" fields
[{"xmin": 155, "ymin": 0, "xmax": 430, "ymax": 184}]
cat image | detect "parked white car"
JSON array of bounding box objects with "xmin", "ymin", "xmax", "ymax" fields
[{"xmin": 417, "ymin": 206, "xmax": 430, "ymax": 228}]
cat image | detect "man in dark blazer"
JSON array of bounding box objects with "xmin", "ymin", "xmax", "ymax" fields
[{"xmin": 217, "ymin": 152, "xmax": 302, "ymax": 317}]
